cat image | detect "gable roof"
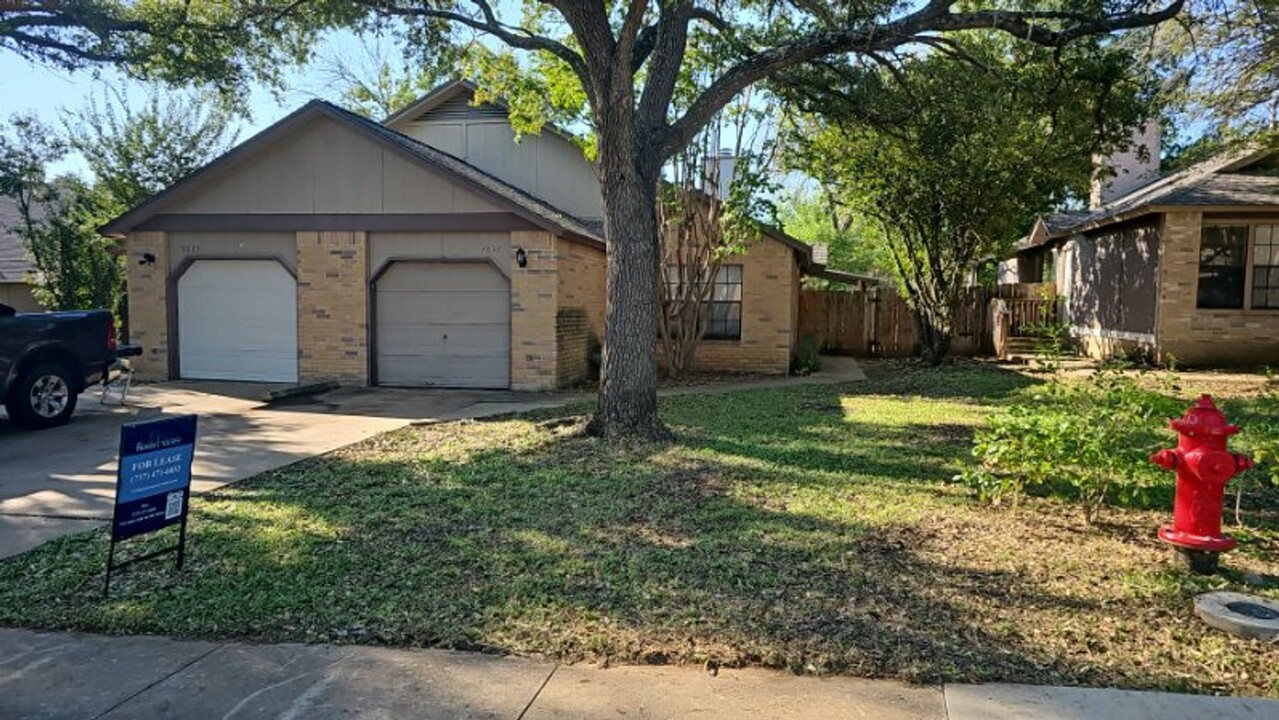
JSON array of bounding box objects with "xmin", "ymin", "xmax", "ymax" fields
[
  {"xmin": 100, "ymin": 100, "xmax": 603, "ymax": 246},
  {"xmin": 0, "ymin": 196, "xmax": 34, "ymax": 283},
  {"xmin": 1022, "ymin": 145, "xmax": 1279, "ymax": 249},
  {"xmin": 383, "ymin": 78, "xmax": 583, "ymax": 147}
]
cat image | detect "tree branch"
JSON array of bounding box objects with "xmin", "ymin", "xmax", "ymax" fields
[{"xmin": 661, "ymin": 0, "xmax": 1184, "ymax": 157}]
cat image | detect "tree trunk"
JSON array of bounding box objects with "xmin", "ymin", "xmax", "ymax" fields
[
  {"xmin": 915, "ymin": 307, "xmax": 953, "ymax": 367},
  {"xmin": 585, "ymin": 145, "xmax": 673, "ymax": 441}
]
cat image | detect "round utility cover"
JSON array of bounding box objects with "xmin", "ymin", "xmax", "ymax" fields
[{"xmin": 1193, "ymin": 591, "xmax": 1279, "ymax": 641}]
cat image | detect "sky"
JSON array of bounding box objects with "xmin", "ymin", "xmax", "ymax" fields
[{"xmin": 0, "ymin": 30, "xmax": 376, "ymax": 178}]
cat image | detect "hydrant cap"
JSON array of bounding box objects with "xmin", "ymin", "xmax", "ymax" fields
[{"xmin": 1169, "ymin": 394, "xmax": 1239, "ymax": 436}]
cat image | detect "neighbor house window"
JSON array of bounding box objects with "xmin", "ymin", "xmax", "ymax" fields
[
  {"xmin": 1252, "ymin": 224, "xmax": 1279, "ymax": 309},
  {"xmin": 1197, "ymin": 225, "xmax": 1248, "ymax": 309},
  {"xmin": 705, "ymin": 264, "xmax": 743, "ymax": 340},
  {"xmin": 664, "ymin": 264, "xmax": 743, "ymax": 341}
]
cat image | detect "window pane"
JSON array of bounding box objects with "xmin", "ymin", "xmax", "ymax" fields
[
  {"xmin": 1198, "ymin": 225, "xmax": 1247, "ymax": 309},
  {"xmin": 1257, "ymin": 244, "xmax": 1273, "ymax": 267},
  {"xmin": 719, "ymin": 265, "xmax": 743, "ymax": 283},
  {"xmin": 1258, "ymin": 225, "xmax": 1275, "ymax": 246}
]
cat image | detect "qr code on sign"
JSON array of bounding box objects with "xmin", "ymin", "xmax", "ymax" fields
[{"xmin": 165, "ymin": 491, "xmax": 184, "ymax": 520}]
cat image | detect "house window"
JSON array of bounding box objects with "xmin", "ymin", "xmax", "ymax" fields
[
  {"xmin": 663, "ymin": 264, "xmax": 743, "ymax": 340},
  {"xmin": 706, "ymin": 264, "xmax": 743, "ymax": 340},
  {"xmin": 1197, "ymin": 225, "xmax": 1248, "ymax": 309},
  {"xmin": 1252, "ymin": 224, "xmax": 1279, "ymax": 309}
]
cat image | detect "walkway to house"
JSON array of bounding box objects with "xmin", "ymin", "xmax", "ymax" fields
[{"xmin": 2, "ymin": 629, "xmax": 1275, "ymax": 720}]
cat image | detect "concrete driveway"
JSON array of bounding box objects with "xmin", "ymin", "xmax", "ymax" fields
[{"xmin": 0, "ymin": 382, "xmax": 572, "ymax": 559}]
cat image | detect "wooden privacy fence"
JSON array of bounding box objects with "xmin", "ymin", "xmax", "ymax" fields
[{"xmin": 798, "ymin": 283, "xmax": 1057, "ymax": 358}]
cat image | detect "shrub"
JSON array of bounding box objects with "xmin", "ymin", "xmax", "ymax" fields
[
  {"xmin": 960, "ymin": 365, "xmax": 1185, "ymax": 523},
  {"xmin": 792, "ymin": 334, "xmax": 823, "ymax": 375}
]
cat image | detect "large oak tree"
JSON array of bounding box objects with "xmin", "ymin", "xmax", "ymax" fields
[
  {"xmin": 3, "ymin": 1, "xmax": 1184, "ymax": 440},
  {"xmin": 335, "ymin": 1, "xmax": 1181, "ymax": 440}
]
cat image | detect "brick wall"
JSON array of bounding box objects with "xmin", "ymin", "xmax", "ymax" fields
[
  {"xmin": 511, "ymin": 230, "xmax": 559, "ymax": 390},
  {"xmin": 557, "ymin": 239, "xmax": 606, "ymax": 342},
  {"xmin": 297, "ymin": 231, "xmax": 368, "ymax": 384},
  {"xmin": 686, "ymin": 234, "xmax": 799, "ymax": 375},
  {"xmin": 556, "ymin": 307, "xmax": 591, "ymax": 386},
  {"xmin": 1157, "ymin": 211, "xmax": 1279, "ymax": 365},
  {"xmin": 125, "ymin": 231, "xmax": 170, "ymax": 381}
]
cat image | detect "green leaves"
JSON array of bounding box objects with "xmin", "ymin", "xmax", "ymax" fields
[
  {"xmin": 963, "ymin": 366, "xmax": 1190, "ymax": 523},
  {"xmin": 781, "ymin": 31, "xmax": 1155, "ymax": 360}
]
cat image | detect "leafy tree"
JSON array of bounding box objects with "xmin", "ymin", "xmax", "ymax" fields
[
  {"xmin": 318, "ymin": 36, "xmax": 458, "ymax": 118},
  {"xmin": 1140, "ymin": 0, "xmax": 1279, "ymax": 132},
  {"xmin": 776, "ymin": 187, "xmax": 892, "ymax": 279},
  {"xmin": 0, "ymin": 1, "xmax": 360, "ymax": 95},
  {"xmin": 65, "ymin": 88, "xmax": 240, "ymax": 211},
  {"xmin": 311, "ymin": 0, "xmax": 1182, "ymax": 440},
  {"xmin": 22, "ymin": 175, "xmax": 121, "ymax": 311},
  {"xmin": 781, "ymin": 33, "xmax": 1153, "ymax": 364},
  {"xmin": 0, "ymin": 115, "xmax": 119, "ymax": 311}
]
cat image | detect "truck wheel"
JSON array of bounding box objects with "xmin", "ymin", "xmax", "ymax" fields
[{"xmin": 5, "ymin": 362, "xmax": 79, "ymax": 430}]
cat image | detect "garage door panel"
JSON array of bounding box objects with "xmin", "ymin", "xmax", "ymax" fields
[
  {"xmin": 375, "ymin": 292, "xmax": 510, "ymax": 325},
  {"xmin": 377, "ymin": 325, "xmax": 507, "ymax": 354},
  {"xmin": 178, "ymin": 259, "xmax": 298, "ymax": 383},
  {"xmin": 378, "ymin": 354, "xmax": 509, "ymax": 388},
  {"xmin": 379, "ymin": 265, "xmax": 508, "ymax": 292},
  {"xmin": 374, "ymin": 260, "xmax": 510, "ymax": 388}
]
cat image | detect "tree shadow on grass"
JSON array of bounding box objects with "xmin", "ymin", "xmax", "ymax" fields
[{"xmin": 0, "ymin": 423, "xmax": 1233, "ymax": 694}]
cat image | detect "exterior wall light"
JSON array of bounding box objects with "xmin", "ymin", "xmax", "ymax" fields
[
  {"xmin": 515, "ymin": 247, "xmax": 528, "ymax": 268},
  {"xmin": 139, "ymin": 252, "xmax": 157, "ymax": 266}
]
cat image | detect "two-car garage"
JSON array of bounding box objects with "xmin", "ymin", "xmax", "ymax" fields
[
  {"xmin": 108, "ymin": 102, "xmax": 607, "ymax": 391},
  {"xmin": 169, "ymin": 231, "xmax": 514, "ymax": 389}
]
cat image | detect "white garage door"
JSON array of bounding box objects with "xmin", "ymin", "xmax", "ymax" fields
[
  {"xmin": 177, "ymin": 259, "xmax": 298, "ymax": 382},
  {"xmin": 375, "ymin": 261, "xmax": 510, "ymax": 388}
]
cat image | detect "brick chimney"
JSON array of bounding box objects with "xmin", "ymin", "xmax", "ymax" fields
[{"xmin": 1090, "ymin": 121, "xmax": 1160, "ymax": 209}]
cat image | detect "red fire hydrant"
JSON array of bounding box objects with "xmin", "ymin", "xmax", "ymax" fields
[{"xmin": 1150, "ymin": 395, "xmax": 1253, "ymax": 573}]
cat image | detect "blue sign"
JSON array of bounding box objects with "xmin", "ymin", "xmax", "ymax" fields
[{"xmin": 112, "ymin": 415, "xmax": 197, "ymax": 541}]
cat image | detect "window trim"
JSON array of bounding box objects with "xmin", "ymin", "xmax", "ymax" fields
[{"xmin": 1197, "ymin": 219, "xmax": 1279, "ymax": 312}]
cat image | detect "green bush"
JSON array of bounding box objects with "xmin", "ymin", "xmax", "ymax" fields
[
  {"xmin": 959, "ymin": 366, "xmax": 1186, "ymax": 523},
  {"xmin": 792, "ymin": 334, "xmax": 823, "ymax": 375}
]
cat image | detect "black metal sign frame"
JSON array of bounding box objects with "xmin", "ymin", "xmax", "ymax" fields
[{"xmin": 105, "ymin": 414, "xmax": 198, "ymax": 596}]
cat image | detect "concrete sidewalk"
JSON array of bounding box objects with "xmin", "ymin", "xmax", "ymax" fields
[{"xmin": 1, "ymin": 629, "xmax": 1275, "ymax": 720}]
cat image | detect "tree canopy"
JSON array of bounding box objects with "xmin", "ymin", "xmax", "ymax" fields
[
  {"xmin": 781, "ymin": 32, "xmax": 1154, "ymax": 363},
  {"xmin": 3, "ymin": 0, "xmax": 1184, "ymax": 440}
]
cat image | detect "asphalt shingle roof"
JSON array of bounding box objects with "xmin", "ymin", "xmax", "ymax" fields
[{"xmin": 1029, "ymin": 146, "xmax": 1279, "ymax": 245}]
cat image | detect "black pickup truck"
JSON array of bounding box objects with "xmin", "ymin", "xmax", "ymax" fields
[{"xmin": 0, "ymin": 303, "xmax": 140, "ymax": 429}]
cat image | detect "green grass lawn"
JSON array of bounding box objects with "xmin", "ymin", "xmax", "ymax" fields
[{"xmin": 2, "ymin": 361, "xmax": 1277, "ymax": 696}]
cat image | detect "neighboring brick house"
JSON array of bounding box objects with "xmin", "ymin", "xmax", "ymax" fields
[
  {"xmin": 1006, "ymin": 144, "xmax": 1279, "ymax": 365},
  {"xmin": 103, "ymin": 80, "xmax": 829, "ymax": 390},
  {"xmin": 0, "ymin": 197, "xmax": 42, "ymax": 313}
]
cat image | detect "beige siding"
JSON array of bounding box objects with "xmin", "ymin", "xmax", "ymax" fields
[
  {"xmin": 168, "ymin": 232, "xmax": 296, "ymax": 271},
  {"xmin": 0, "ymin": 283, "xmax": 41, "ymax": 312},
  {"xmin": 400, "ymin": 119, "xmax": 602, "ymax": 221},
  {"xmin": 368, "ymin": 231, "xmax": 512, "ymax": 278},
  {"xmin": 162, "ymin": 116, "xmax": 507, "ymax": 216}
]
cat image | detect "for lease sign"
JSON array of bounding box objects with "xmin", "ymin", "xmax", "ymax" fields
[{"xmin": 112, "ymin": 415, "xmax": 197, "ymax": 541}]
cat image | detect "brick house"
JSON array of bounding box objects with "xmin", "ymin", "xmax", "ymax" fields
[
  {"xmin": 103, "ymin": 81, "xmax": 830, "ymax": 390},
  {"xmin": 1006, "ymin": 144, "xmax": 1279, "ymax": 365}
]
